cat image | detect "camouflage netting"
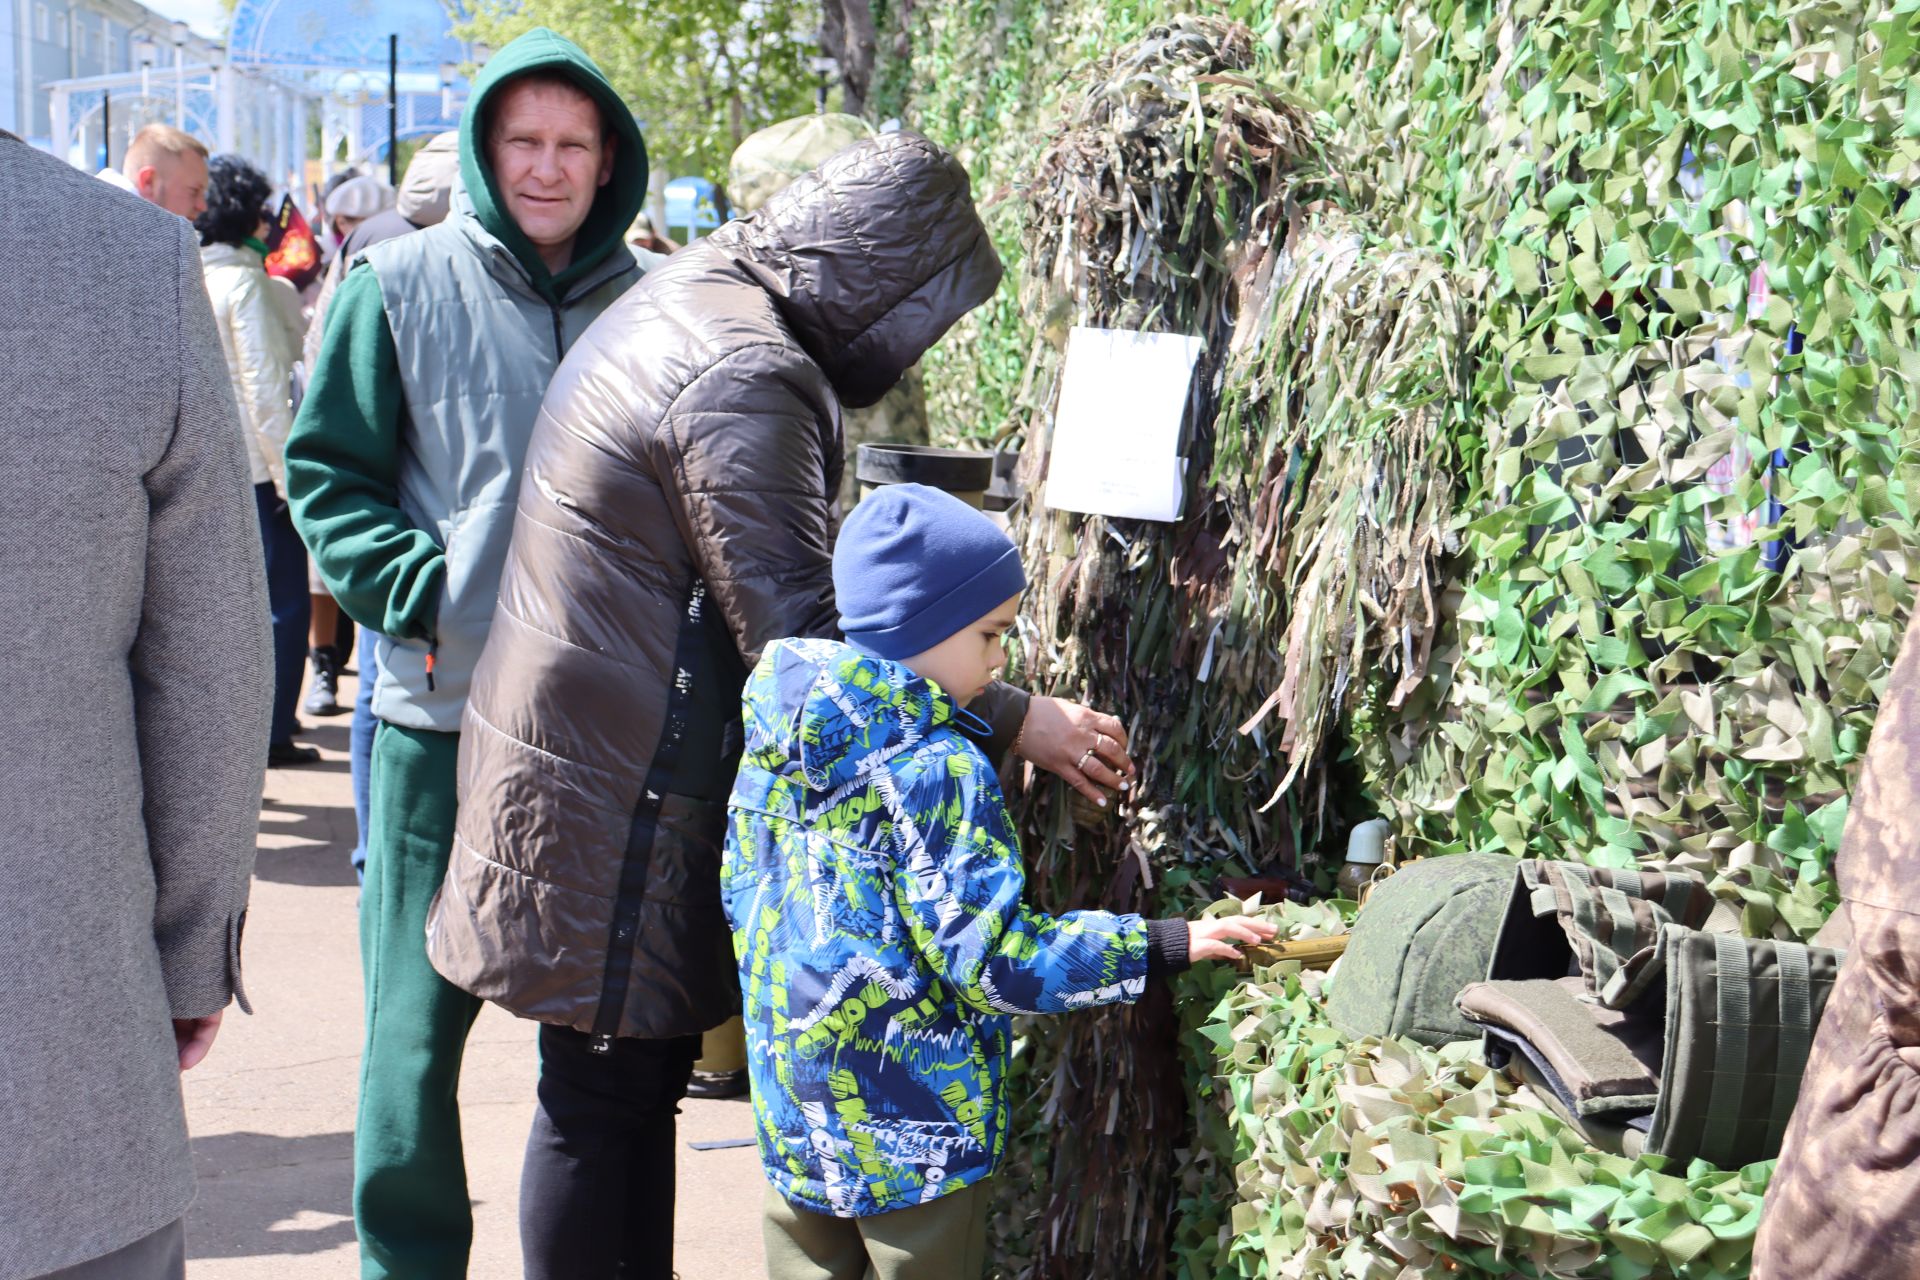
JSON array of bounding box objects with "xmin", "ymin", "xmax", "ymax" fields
[
  {"xmin": 1178, "ymin": 899, "xmax": 1772, "ymax": 1280},
  {"xmin": 896, "ymin": 0, "xmax": 1920, "ymax": 1275},
  {"xmin": 983, "ymin": 22, "xmax": 1330, "ymax": 1277}
]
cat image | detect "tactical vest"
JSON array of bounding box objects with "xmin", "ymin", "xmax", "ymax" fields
[
  {"xmin": 1459, "ymin": 861, "xmax": 1842, "ymax": 1169},
  {"xmin": 361, "ymin": 202, "xmax": 639, "ymax": 731}
]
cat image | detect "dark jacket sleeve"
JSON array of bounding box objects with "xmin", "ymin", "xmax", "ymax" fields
[
  {"xmin": 653, "ymin": 344, "xmax": 1030, "ymax": 760},
  {"xmin": 654, "ymin": 345, "xmax": 842, "ymax": 666},
  {"xmin": 285, "ymin": 262, "xmax": 444, "ymax": 640},
  {"xmin": 138, "ymin": 220, "xmax": 273, "ymax": 1020},
  {"xmin": 969, "ymin": 682, "xmax": 1031, "ymax": 766}
]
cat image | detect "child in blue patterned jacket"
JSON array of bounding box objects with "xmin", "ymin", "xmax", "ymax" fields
[{"xmin": 722, "ymin": 483, "xmax": 1274, "ymax": 1280}]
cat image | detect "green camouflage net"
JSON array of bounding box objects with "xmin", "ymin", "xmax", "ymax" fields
[
  {"xmin": 898, "ymin": 0, "xmax": 1920, "ymax": 1275},
  {"xmin": 1267, "ymin": 0, "xmax": 1920, "ymax": 904},
  {"xmin": 1175, "ymin": 899, "xmax": 1772, "ymax": 1280}
]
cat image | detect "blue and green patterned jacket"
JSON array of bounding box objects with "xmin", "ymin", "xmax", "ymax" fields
[{"xmin": 723, "ymin": 637, "xmax": 1151, "ymax": 1217}]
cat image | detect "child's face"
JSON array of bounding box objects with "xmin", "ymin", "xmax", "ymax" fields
[{"xmin": 900, "ymin": 594, "xmax": 1022, "ymax": 709}]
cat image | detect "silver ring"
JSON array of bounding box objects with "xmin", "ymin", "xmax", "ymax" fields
[{"xmin": 1075, "ymin": 748, "xmax": 1096, "ymax": 771}]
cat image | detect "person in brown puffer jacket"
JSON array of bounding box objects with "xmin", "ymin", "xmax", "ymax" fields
[
  {"xmin": 1752, "ymin": 605, "xmax": 1920, "ymax": 1280},
  {"xmin": 429, "ymin": 130, "xmax": 1139, "ymax": 1279}
]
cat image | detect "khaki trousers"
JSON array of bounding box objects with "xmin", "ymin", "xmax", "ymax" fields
[
  {"xmin": 695, "ymin": 1014, "xmax": 747, "ymax": 1074},
  {"xmin": 762, "ymin": 1180, "xmax": 990, "ymax": 1280}
]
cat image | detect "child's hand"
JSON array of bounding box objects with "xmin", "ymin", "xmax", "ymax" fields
[{"xmin": 1188, "ymin": 915, "xmax": 1278, "ymax": 962}]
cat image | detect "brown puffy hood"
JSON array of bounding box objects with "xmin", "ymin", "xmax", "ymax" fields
[
  {"xmin": 431, "ymin": 131, "xmax": 1013, "ymax": 1040},
  {"xmin": 711, "ymin": 129, "xmax": 1003, "ymax": 407}
]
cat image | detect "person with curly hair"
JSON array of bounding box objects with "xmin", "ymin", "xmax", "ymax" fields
[{"xmin": 197, "ymin": 154, "xmax": 315, "ymax": 768}]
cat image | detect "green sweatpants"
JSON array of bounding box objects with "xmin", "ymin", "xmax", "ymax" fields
[
  {"xmin": 355, "ymin": 723, "xmax": 482, "ymax": 1280},
  {"xmin": 762, "ymin": 1181, "xmax": 991, "ymax": 1280}
]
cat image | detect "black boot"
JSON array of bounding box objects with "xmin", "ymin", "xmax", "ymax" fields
[
  {"xmin": 304, "ymin": 645, "xmax": 344, "ymax": 716},
  {"xmin": 268, "ymin": 740, "xmax": 322, "ymax": 767},
  {"xmin": 685, "ymin": 1068, "xmax": 749, "ymax": 1100}
]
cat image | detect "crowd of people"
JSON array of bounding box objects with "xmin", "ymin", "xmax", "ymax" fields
[{"xmin": 3, "ymin": 19, "xmax": 1917, "ymax": 1280}]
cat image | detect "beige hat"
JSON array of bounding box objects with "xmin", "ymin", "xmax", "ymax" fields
[
  {"xmin": 727, "ymin": 113, "xmax": 876, "ymax": 214},
  {"xmin": 396, "ymin": 131, "xmax": 460, "ymax": 227},
  {"xmin": 326, "ymin": 175, "xmax": 391, "ymax": 220}
]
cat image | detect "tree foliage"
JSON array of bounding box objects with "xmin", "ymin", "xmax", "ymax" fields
[{"xmin": 458, "ymin": 0, "xmax": 823, "ymax": 180}]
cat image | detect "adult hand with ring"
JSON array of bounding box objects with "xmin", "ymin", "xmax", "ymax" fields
[{"xmin": 1017, "ymin": 698, "xmax": 1136, "ymax": 806}]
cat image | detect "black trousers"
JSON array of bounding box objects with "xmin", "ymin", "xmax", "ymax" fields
[
  {"xmin": 254, "ymin": 482, "xmax": 310, "ymax": 748},
  {"xmin": 520, "ymin": 1024, "xmax": 702, "ymax": 1280}
]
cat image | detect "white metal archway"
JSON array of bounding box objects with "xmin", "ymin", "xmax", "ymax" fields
[{"xmin": 45, "ymin": 0, "xmax": 474, "ymax": 207}]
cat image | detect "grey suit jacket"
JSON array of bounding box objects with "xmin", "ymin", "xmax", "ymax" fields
[{"xmin": 0, "ymin": 131, "xmax": 271, "ymax": 1278}]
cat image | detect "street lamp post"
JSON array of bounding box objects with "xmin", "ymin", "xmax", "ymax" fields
[
  {"xmin": 133, "ymin": 38, "xmax": 156, "ymax": 129},
  {"xmin": 387, "ymin": 34, "xmax": 398, "ymax": 188},
  {"xmin": 810, "ymin": 55, "xmax": 838, "ymax": 114},
  {"xmin": 170, "ymin": 20, "xmax": 189, "ymax": 129}
]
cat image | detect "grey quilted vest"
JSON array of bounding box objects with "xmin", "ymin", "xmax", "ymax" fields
[{"xmin": 361, "ymin": 194, "xmax": 641, "ymax": 731}]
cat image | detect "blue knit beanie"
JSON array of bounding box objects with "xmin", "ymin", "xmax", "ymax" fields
[{"xmin": 835, "ymin": 484, "xmax": 1027, "ymax": 659}]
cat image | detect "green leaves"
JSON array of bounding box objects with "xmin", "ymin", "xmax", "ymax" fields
[
  {"xmin": 457, "ymin": 0, "xmax": 820, "ymax": 181},
  {"xmin": 1307, "ymin": 0, "xmax": 1920, "ymax": 890}
]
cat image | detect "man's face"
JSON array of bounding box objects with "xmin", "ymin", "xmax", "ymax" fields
[
  {"xmin": 486, "ymin": 78, "xmax": 615, "ymax": 263},
  {"xmin": 136, "ymin": 150, "xmax": 209, "ymax": 221}
]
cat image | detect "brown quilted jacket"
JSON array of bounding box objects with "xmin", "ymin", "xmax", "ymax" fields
[
  {"xmin": 428, "ymin": 132, "xmax": 1014, "ymax": 1040},
  {"xmin": 1754, "ymin": 603, "xmax": 1920, "ymax": 1278}
]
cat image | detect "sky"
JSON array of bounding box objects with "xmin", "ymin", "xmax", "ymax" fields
[{"xmin": 142, "ymin": 0, "xmax": 228, "ymax": 41}]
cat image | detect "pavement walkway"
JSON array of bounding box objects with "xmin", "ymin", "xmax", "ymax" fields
[{"xmin": 180, "ymin": 664, "xmax": 766, "ymax": 1278}]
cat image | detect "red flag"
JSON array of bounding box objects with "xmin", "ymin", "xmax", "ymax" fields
[{"xmin": 264, "ymin": 196, "xmax": 322, "ymax": 290}]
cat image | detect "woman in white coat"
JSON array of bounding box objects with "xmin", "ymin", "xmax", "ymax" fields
[{"xmin": 198, "ymin": 155, "xmax": 316, "ymax": 766}]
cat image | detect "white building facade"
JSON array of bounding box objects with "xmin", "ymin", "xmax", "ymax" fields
[
  {"xmin": 3, "ymin": 0, "xmax": 220, "ymax": 162},
  {"xmin": 8, "ymin": 0, "xmax": 472, "ymax": 206}
]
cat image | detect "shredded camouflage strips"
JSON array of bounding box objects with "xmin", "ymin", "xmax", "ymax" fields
[{"xmin": 896, "ymin": 0, "xmax": 1920, "ymax": 1275}]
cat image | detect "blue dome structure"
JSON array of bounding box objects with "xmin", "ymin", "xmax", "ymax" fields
[
  {"xmin": 44, "ymin": 0, "xmax": 477, "ymax": 212},
  {"xmin": 228, "ymin": 0, "xmax": 468, "ymax": 72},
  {"xmin": 227, "ymin": 0, "xmax": 475, "ymax": 171}
]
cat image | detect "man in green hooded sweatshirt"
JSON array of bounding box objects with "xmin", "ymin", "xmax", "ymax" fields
[{"xmin": 284, "ymin": 29, "xmax": 648, "ymax": 1280}]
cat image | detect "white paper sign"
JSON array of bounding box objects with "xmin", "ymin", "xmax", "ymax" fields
[{"xmin": 1044, "ymin": 326, "xmax": 1203, "ymax": 522}]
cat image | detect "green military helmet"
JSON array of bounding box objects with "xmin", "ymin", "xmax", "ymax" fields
[
  {"xmin": 728, "ymin": 114, "xmax": 931, "ymax": 507},
  {"xmin": 1326, "ymin": 852, "xmax": 1518, "ymax": 1047},
  {"xmin": 729, "ymin": 113, "xmax": 878, "ymax": 214}
]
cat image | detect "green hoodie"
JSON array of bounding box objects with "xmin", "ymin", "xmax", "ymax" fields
[
  {"xmin": 459, "ymin": 25, "xmax": 649, "ymax": 299},
  {"xmin": 287, "ymin": 28, "xmax": 647, "ymax": 660}
]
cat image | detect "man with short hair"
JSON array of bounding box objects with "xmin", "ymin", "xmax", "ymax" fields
[
  {"xmin": 100, "ymin": 123, "xmax": 210, "ymax": 222},
  {"xmin": 284, "ymin": 27, "xmax": 648, "ymax": 1280}
]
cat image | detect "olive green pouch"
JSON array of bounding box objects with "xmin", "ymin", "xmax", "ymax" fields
[{"xmin": 1461, "ymin": 860, "xmax": 1842, "ymax": 1167}]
